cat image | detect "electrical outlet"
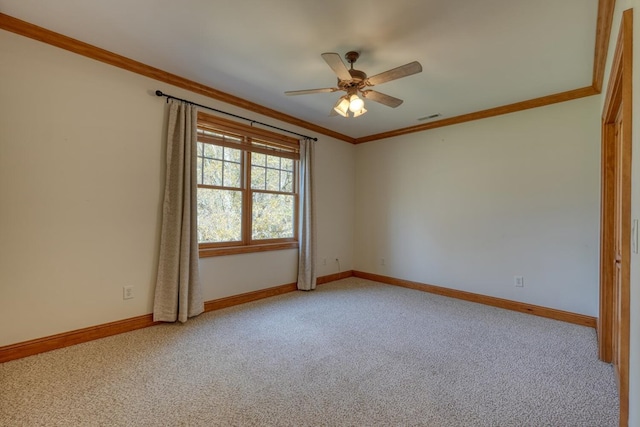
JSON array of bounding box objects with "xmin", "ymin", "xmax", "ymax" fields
[
  {"xmin": 514, "ymin": 276, "xmax": 524, "ymax": 288},
  {"xmin": 322, "ymin": 258, "xmax": 327, "ymax": 266},
  {"xmin": 123, "ymin": 286, "xmax": 134, "ymax": 300},
  {"xmin": 380, "ymin": 258, "xmax": 385, "ymax": 266}
]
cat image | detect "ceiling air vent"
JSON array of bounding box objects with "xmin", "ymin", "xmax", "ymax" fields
[{"xmin": 417, "ymin": 113, "xmax": 442, "ymax": 121}]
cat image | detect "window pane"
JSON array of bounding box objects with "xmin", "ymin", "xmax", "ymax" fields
[
  {"xmin": 266, "ymin": 168, "xmax": 280, "ymax": 192},
  {"xmin": 224, "ymin": 161, "xmax": 241, "ymax": 188},
  {"xmin": 281, "ymin": 171, "xmax": 293, "ymax": 192},
  {"xmin": 252, "ymin": 193, "xmax": 295, "ymax": 240},
  {"xmin": 202, "ymin": 159, "xmax": 223, "ymax": 186},
  {"xmin": 197, "ymin": 188, "xmax": 242, "ymax": 243},
  {"xmin": 204, "ymin": 143, "xmax": 222, "ymax": 160},
  {"xmin": 224, "ymin": 147, "xmax": 241, "ymax": 163},
  {"xmin": 252, "ymin": 152, "xmax": 266, "ymax": 167},
  {"xmin": 266, "ymin": 155, "xmax": 280, "ymax": 169},
  {"xmin": 251, "ymin": 165, "xmax": 266, "ymax": 190},
  {"xmin": 281, "ymin": 158, "xmax": 293, "ymax": 172},
  {"xmin": 197, "ymin": 156, "xmax": 203, "ymax": 185}
]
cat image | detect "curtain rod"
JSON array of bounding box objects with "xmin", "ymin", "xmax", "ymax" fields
[{"xmin": 155, "ymin": 90, "xmax": 317, "ymax": 141}]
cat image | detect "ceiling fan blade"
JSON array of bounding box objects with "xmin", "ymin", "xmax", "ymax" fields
[
  {"xmin": 361, "ymin": 90, "xmax": 404, "ymax": 108},
  {"xmin": 285, "ymin": 88, "xmax": 338, "ymax": 96},
  {"xmin": 321, "ymin": 52, "xmax": 352, "ymax": 81},
  {"xmin": 366, "ymin": 61, "xmax": 422, "ymax": 86}
]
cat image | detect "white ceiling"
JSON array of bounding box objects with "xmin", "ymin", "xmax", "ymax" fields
[{"xmin": 0, "ymin": 0, "xmax": 598, "ymax": 139}]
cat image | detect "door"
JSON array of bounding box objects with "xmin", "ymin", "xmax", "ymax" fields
[
  {"xmin": 612, "ymin": 113, "xmax": 623, "ymax": 375},
  {"xmin": 598, "ymin": 9, "xmax": 632, "ymax": 426}
]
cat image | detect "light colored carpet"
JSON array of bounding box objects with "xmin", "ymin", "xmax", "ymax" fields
[{"xmin": 0, "ymin": 277, "xmax": 618, "ymax": 426}]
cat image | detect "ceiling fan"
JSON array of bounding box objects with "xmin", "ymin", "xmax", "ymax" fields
[{"xmin": 285, "ymin": 51, "xmax": 422, "ymax": 118}]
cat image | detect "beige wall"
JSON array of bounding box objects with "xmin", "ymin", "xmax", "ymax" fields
[
  {"xmin": 354, "ymin": 96, "xmax": 601, "ymax": 316},
  {"xmin": 0, "ymin": 30, "xmax": 355, "ymax": 346}
]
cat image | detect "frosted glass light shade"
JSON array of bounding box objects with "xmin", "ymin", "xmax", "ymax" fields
[
  {"xmin": 348, "ymin": 94, "xmax": 364, "ymax": 112},
  {"xmin": 333, "ymin": 97, "xmax": 350, "ymax": 117},
  {"xmin": 353, "ymin": 107, "xmax": 367, "ymax": 117}
]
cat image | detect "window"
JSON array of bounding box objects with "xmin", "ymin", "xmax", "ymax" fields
[{"xmin": 196, "ymin": 112, "xmax": 299, "ymax": 257}]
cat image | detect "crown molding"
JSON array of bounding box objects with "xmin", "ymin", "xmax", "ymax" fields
[
  {"xmin": 0, "ymin": 13, "xmax": 355, "ymax": 144},
  {"xmin": 0, "ymin": 0, "xmax": 615, "ymax": 144},
  {"xmin": 592, "ymin": 0, "xmax": 617, "ymax": 93},
  {"xmin": 355, "ymin": 86, "xmax": 598, "ymax": 143}
]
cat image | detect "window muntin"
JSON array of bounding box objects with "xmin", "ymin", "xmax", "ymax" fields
[
  {"xmin": 196, "ymin": 113, "xmax": 299, "ymax": 255},
  {"xmin": 251, "ymin": 153, "xmax": 294, "ymax": 193}
]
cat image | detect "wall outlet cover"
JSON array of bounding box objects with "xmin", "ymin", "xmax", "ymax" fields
[{"xmin": 514, "ymin": 276, "xmax": 524, "ymax": 287}]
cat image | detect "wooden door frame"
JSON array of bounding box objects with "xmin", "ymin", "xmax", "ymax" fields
[{"xmin": 598, "ymin": 8, "xmax": 632, "ymax": 427}]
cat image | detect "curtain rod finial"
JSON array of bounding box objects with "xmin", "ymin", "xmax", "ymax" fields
[{"xmin": 155, "ymin": 90, "xmax": 164, "ymax": 97}]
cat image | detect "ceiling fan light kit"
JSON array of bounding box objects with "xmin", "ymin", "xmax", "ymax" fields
[
  {"xmin": 333, "ymin": 96, "xmax": 350, "ymax": 117},
  {"xmin": 333, "ymin": 92, "xmax": 367, "ymax": 118},
  {"xmin": 286, "ymin": 51, "xmax": 422, "ymax": 119}
]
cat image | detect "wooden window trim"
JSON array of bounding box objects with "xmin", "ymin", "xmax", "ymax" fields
[
  {"xmin": 198, "ymin": 134, "xmax": 299, "ymax": 160},
  {"xmin": 198, "ymin": 113, "xmax": 299, "ymax": 149},
  {"xmin": 199, "ymin": 241, "xmax": 299, "ymax": 258},
  {"xmin": 197, "ymin": 112, "xmax": 299, "ymax": 257}
]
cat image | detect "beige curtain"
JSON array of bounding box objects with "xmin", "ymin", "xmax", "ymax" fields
[
  {"xmin": 297, "ymin": 138, "xmax": 317, "ymax": 290},
  {"xmin": 153, "ymin": 100, "xmax": 204, "ymax": 322}
]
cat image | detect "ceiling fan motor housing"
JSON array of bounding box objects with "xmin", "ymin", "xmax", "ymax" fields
[
  {"xmin": 340, "ymin": 51, "xmax": 367, "ymax": 89},
  {"xmin": 339, "ymin": 69, "xmax": 367, "ymax": 90}
]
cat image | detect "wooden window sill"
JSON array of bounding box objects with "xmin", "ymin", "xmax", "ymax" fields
[{"xmin": 199, "ymin": 242, "xmax": 299, "ymax": 258}]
